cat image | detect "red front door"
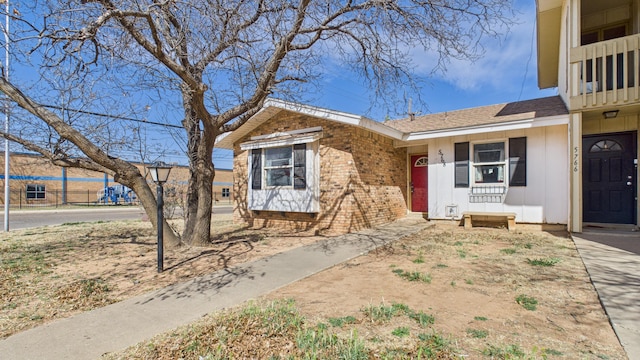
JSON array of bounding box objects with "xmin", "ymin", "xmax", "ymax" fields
[{"xmin": 410, "ymin": 155, "xmax": 428, "ymax": 212}]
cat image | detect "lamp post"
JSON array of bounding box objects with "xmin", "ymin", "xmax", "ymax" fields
[{"xmin": 147, "ymin": 161, "xmax": 172, "ymax": 273}]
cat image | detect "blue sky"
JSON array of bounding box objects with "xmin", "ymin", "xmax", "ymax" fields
[
  {"xmin": 8, "ymin": 1, "xmax": 557, "ymax": 171},
  {"xmin": 314, "ymin": 0, "xmax": 557, "ymax": 117},
  {"xmin": 212, "ymin": 0, "xmax": 558, "ymax": 169}
]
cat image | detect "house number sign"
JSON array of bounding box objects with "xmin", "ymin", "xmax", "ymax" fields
[
  {"xmin": 573, "ymin": 146, "xmax": 579, "ymax": 172},
  {"xmin": 438, "ymin": 149, "xmax": 446, "ymax": 167}
]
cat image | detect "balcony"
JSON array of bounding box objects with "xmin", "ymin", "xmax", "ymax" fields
[{"xmin": 569, "ymin": 34, "xmax": 640, "ymax": 110}]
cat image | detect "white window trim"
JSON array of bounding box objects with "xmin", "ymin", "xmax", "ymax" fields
[
  {"xmin": 240, "ymin": 127, "xmax": 322, "ymax": 150},
  {"xmin": 470, "ymin": 139, "xmax": 508, "ymax": 187},
  {"xmin": 243, "ymin": 128, "xmax": 322, "ymax": 213},
  {"xmin": 263, "ymin": 146, "xmax": 294, "ymax": 189},
  {"xmin": 414, "ymin": 156, "xmax": 428, "ymax": 167}
]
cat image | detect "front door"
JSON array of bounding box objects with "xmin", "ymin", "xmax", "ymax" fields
[
  {"xmin": 410, "ymin": 155, "xmax": 428, "ymax": 212},
  {"xmin": 583, "ymin": 132, "xmax": 637, "ymax": 224}
]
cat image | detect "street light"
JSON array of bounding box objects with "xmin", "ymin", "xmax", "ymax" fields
[{"xmin": 147, "ymin": 161, "xmax": 172, "ymax": 273}]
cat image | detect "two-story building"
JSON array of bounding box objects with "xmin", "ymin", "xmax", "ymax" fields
[
  {"xmin": 217, "ymin": 0, "xmax": 638, "ymax": 235},
  {"xmin": 538, "ymin": 0, "xmax": 638, "ymax": 232}
]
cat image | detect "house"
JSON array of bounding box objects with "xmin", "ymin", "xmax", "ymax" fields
[
  {"xmin": 216, "ymin": 97, "xmax": 569, "ymax": 234},
  {"xmin": 216, "ymin": 0, "xmax": 640, "ymax": 234},
  {"xmin": 538, "ymin": 0, "xmax": 639, "ymax": 232}
]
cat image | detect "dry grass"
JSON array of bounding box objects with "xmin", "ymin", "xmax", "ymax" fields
[
  {"xmin": 0, "ymin": 214, "xmax": 322, "ymax": 339},
  {"xmin": 105, "ymin": 224, "xmax": 626, "ymax": 359}
]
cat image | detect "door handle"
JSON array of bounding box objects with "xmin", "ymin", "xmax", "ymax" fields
[{"xmin": 410, "ymin": 182, "xmax": 414, "ymax": 193}]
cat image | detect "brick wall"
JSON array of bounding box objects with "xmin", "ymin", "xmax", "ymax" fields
[{"xmin": 233, "ymin": 112, "xmax": 408, "ymax": 234}]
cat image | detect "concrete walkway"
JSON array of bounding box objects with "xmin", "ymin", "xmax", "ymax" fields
[
  {"xmin": 0, "ymin": 217, "xmax": 430, "ymax": 360},
  {"xmin": 572, "ymin": 229, "xmax": 640, "ymax": 360}
]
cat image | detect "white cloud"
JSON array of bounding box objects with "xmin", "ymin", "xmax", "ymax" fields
[{"xmin": 410, "ymin": 3, "xmax": 539, "ymax": 92}]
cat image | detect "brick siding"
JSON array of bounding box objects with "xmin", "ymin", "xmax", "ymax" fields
[{"xmin": 233, "ymin": 112, "xmax": 408, "ymax": 234}]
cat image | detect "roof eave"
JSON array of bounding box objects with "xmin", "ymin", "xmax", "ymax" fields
[
  {"xmin": 394, "ymin": 114, "xmax": 569, "ymax": 147},
  {"xmin": 214, "ymin": 99, "xmax": 404, "ymax": 149},
  {"xmin": 536, "ymin": 0, "xmax": 563, "ymax": 89}
]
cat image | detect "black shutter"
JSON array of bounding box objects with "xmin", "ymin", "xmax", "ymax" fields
[
  {"xmin": 251, "ymin": 148, "xmax": 262, "ymax": 190},
  {"xmin": 293, "ymin": 143, "xmax": 306, "ymax": 189},
  {"xmin": 509, "ymin": 137, "xmax": 527, "ymax": 186},
  {"xmin": 454, "ymin": 142, "xmax": 469, "ymax": 188}
]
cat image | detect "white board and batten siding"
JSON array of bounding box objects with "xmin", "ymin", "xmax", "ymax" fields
[{"xmin": 425, "ymin": 125, "xmax": 568, "ymax": 224}]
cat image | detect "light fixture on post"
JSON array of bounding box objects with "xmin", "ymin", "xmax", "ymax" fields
[
  {"xmin": 603, "ymin": 110, "xmax": 619, "ymax": 119},
  {"xmin": 147, "ymin": 161, "xmax": 172, "ymax": 273}
]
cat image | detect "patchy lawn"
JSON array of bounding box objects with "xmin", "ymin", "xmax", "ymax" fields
[
  {"xmin": 0, "ymin": 214, "xmax": 321, "ymax": 338},
  {"xmin": 100, "ymin": 223, "xmax": 625, "ymax": 359}
]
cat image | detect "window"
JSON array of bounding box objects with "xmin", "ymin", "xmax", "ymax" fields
[
  {"xmin": 414, "ymin": 157, "xmax": 428, "ymax": 167},
  {"xmin": 455, "ymin": 138, "xmax": 527, "ymax": 187},
  {"xmin": 241, "ymin": 127, "xmax": 321, "ymax": 213},
  {"xmin": 26, "ymin": 184, "xmax": 46, "ymax": 199},
  {"xmin": 473, "ymin": 142, "xmax": 505, "ymax": 184},
  {"xmin": 253, "ymin": 144, "xmax": 307, "ymax": 189},
  {"xmin": 590, "ymin": 139, "xmax": 622, "ymax": 152},
  {"xmin": 265, "ymin": 146, "xmax": 293, "ymax": 187},
  {"xmin": 221, "ymin": 188, "xmax": 230, "ymax": 198},
  {"xmin": 454, "ymin": 142, "xmax": 469, "ymax": 187}
]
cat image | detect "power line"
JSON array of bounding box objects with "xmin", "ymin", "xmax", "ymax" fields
[
  {"xmin": 41, "ymin": 104, "xmax": 183, "ymax": 129},
  {"xmin": 518, "ymin": 14, "xmax": 536, "ymax": 101}
]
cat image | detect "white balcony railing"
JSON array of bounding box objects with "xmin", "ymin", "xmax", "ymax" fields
[{"xmin": 569, "ymin": 34, "xmax": 640, "ymax": 110}]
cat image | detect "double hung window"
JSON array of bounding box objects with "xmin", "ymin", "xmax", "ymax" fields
[
  {"xmin": 252, "ymin": 144, "xmax": 307, "ymax": 189},
  {"xmin": 454, "ymin": 137, "xmax": 527, "ymax": 187},
  {"xmin": 473, "ymin": 142, "xmax": 505, "ymax": 184},
  {"xmin": 264, "ymin": 146, "xmax": 293, "ymax": 187}
]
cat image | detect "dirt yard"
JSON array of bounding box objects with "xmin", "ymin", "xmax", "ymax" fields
[
  {"xmin": 0, "ymin": 214, "xmax": 627, "ymax": 359},
  {"xmin": 0, "ymin": 214, "xmax": 322, "ymax": 338},
  {"xmin": 266, "ymin": 223, "xmax": 626, "ymax": 358}
]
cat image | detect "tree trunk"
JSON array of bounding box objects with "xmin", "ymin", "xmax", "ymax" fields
[
  {"xmin": 182, "ymin": 124, "xmax": 216, "ymax": 245},
  {"xmin": 180, "ymin": 88, "xmax": 216, "ymax": 246},
  {"xmin": 183, "ymin": 163, "xmax": 213, "ymax": 246}
]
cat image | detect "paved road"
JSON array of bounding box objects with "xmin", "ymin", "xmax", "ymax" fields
[{"xmin": 0, "ymin": 206, "xmax": 232, "ymax": 230}]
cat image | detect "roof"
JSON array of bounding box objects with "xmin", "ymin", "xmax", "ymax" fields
[
  {"xmin": 385, "ymin": 96, "xmax": 568, "ymax": 133},
  {"xmin": 215, "ymin": 99, "xmax": 404, "ymax": 149},
  {"xmin": 536, "ymin": 0, "xmax": 563, "ymax": 89},
  {"xmin": 215, "ymin": 96, "xmax": 569, "ymax": 149}
]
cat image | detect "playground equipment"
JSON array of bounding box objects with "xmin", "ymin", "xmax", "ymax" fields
[{"xmin": 97, "ymin": 185, "xmax": 137, "ymax": 204}]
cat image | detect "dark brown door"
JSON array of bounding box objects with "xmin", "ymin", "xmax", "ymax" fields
[{"xmin": 583, "ymin": 132, "xmax": 637, "ymax": 224}]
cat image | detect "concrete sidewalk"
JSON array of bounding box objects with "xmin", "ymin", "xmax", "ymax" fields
[
  {"xmin": 572, "ymin": 229, "xmax": 640, "ymax": 360},
  {"xmin": 0, "ymin": 217, "xmax": 429, "ymax": 360}
]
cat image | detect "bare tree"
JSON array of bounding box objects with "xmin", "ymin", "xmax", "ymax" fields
[{"xmin": 0, "ymin": 0, "xmax": 513, "ymax": 246}]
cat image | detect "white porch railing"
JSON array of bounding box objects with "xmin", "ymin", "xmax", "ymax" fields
[{"xmin": 569, "ymin": 34, "xmax": 640, "ymax": 110}]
